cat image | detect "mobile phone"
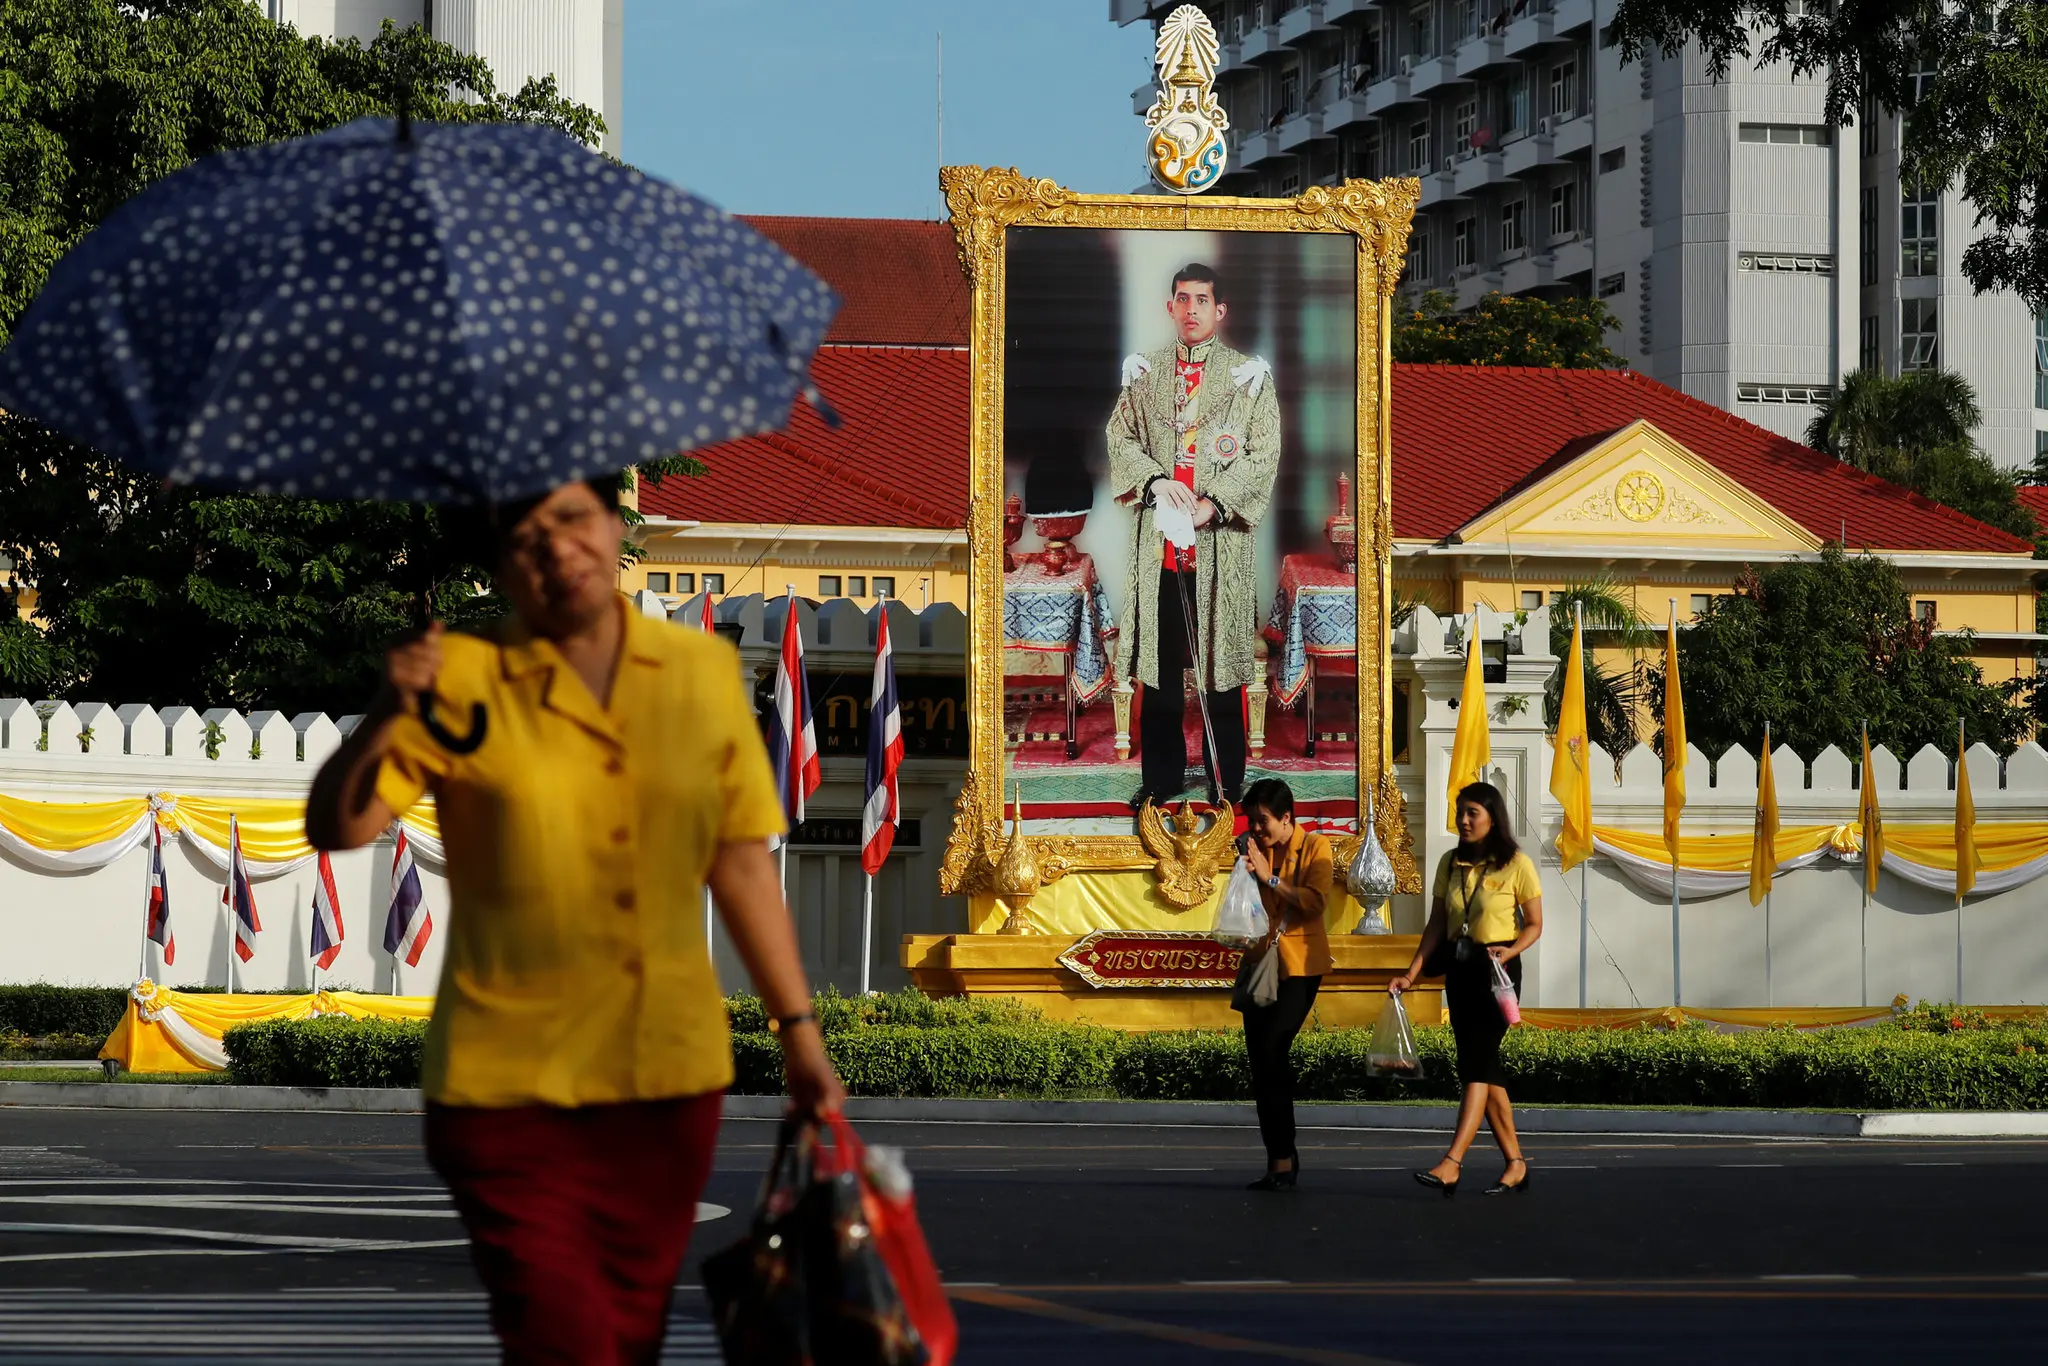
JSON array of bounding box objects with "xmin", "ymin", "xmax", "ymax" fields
[{"xmin": 1234, "ymin": 834, "xmax": 1250, "ymax": 856}]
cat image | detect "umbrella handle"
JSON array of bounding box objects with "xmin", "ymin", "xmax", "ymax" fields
[{"xmin": 419, "ymin": 693, "xmax": 488, "ymax": 755}]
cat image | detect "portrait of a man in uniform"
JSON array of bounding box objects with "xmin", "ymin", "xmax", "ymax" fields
[{"xmin": 1106, "ymin": 263, "xmax": 1281, "ymax": 808}]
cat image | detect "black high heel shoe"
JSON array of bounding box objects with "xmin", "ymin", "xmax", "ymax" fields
[
  {"xmin": 1485, "ymin": 1158, "xmax": 1531, "ymax": 1195},
  {"xmin": 1412, "ymin": 1156, "xmax": 1460, "ymax": 1197},
  {"xmin": 1246, "ymin": 1150, "xmax": 1300, "ymax": 1192}
]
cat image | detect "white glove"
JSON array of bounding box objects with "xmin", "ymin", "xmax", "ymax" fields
[
  {"xmin": 1231, "ymin": 356, "xmax": 1272, "ymax": 398},
  {"xmin": 1120, "ymin": 353, "xmax": 1152, "ymax": 387}
]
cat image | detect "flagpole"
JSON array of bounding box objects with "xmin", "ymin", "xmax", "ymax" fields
[
  {"xmin": 1956, "ymin": 718, "xmax": 1966, "ymax": 1004},
  {"xmin": 224, "ymin": 814, "xmax": 237, "ymax": 996},
  {"xmin": 1667, "ymin": 598, "xmax": 1681, "ymax": 1008},
  {"xmin": 860, "ymin": 872, "xmax": 875, "ymax": 997},
  {"xmin": 1575, "ymin": 601, "xmax": 1588, "ymax": 1009},
  {"xmin": 136, "ymin": 823, "xmax": 153, "ymax": 984},
  {"xmin": 780, "ymin": 581, "xmax": 796, "ymax": 905},
  {"xmin": 1860, "ymin": 720, "xmax": 1870, "ymax": 1008},
  {"xmin": 1764, "ymin": 887, "xmax": 1773, "ymax": 1008}
]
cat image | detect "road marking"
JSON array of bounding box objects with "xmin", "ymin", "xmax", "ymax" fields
[
  {"xmin": 952, "ymin": 1167, "xmax": 1017, "ymax": 1173},
  {"xmin": 942, "ymin": 1281, "xmax": 1001, "ymax": 1288},
  {"xmin": 1720, "ymin": 1163, "xmax": 1784, "ymax": 1168},
  {"xmin": 1473, "ymin": 1277, "xmax": 1573, "ymax": 1284},
  {"xmin": 1903, "ymin": 1161, "xmax": 1964, "ymax": 1167},
  {"xmin": 1759, "ymin": 1274, "xmax": 1857, "ymax": 1282},
  {"xmin": 1153, "ymin": 1167, "xmax": 1215, "ymax": 1172},
  {"xmin": 949, "ymin": 1286, "xmax": 1417, "ymax": 1365},
  {"xmin": 176, "ymin": 1144, "xmax": 257, "ymax": 1149},
  {"xmin": 1182, "ymin": 1279, "xmax": 1288, "ymax": 1286}
]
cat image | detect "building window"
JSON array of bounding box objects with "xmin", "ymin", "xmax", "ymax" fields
[
  {"xmin": 1901, "ymin": 298, "xmax": 1938, "ymax": 370},
  {"xmin": 1505, "ymin": 71, "xmax": 1529, "ymax": 135},
  {"xmin": 1454, "ymin": 216, "xmax": 1477, "ymax": 267},
  {"xmin": 1860, "ymin": 186, "xmax": 1879, "ymax": 286},
  {"xmin": 874, "ymin": 576, "xmax": 896, "ymax": 600},
  {"xmin": 1915, "ymin": 600, "xmax": 1937, "ymax": 624},
  {"xmin": 1549, "ymin": 181, "xmax": 1578, "ymax": 237},
  {"xmin": 1277, "ymin": 67, "xmax": 1300, "ymax": 120},
  {"xmin": 1453, "ymin": 98, "xmax": 1478, "ymax": 153},
  {"xmin": 1911, "ymin": 58, "xmax": 1937, "ymax": 105},
  {"xmin": 676, "ymin": 572, "xmax": 696, "ymax": 594},
  {"xmin": 848, "ymin": 575, "xmax": 867, "ymax": 597},
  {"xmin": 702, "ymin": 572, "xmax": 725, "ymax": 595},
  {"xmin": 1738, "ymin": 252, "xmax": 1833, "ymax": 274},
  {"xmin": 1408, "ymin": 119, "xmax": 1430, "ymax": 171},
  {"xmin": 1737, "ymin": 123, "xmax": 1832, "ymax": 145},
  {"xmin": 1408, "ymin": 3, "xmax": 1433, "ymax": 59},
  {"xmin": 1690, "ymin": 594, "xmax": 1712, "ymax": 616},
  {"xmin": 2036, "ymin": 313, "xmax": 2048, "ymax": 409},
  {"xmin": 645, "ymin": 572, "xmax": 670, "ymax": 593},
  {"xmin": 1520, "ymin": 590, "xmax": 1544, "ymax": 610},
  {"xmin": 1407, "ymin": 230, "xmax": 1433, "ymax": 286},
  {"xmin": 818, "ymin": 575, "xmax": 842, "ymax": 597},
  {"xmin": 1902, "ymin": 177, "xmax": 1938, "ymax": 276},
  {"xmin": 1598, "ymin": 146, "xmax": 1625, "ymax": 173},
  {"xmin": 1549, "ymin": 58, "xmax": 1578, "ymax": 119},
  {"xmin": 1860, "ymin": 315, "xmax": 1880, "ymax": 372},
  {"xmin": 2038, "ymin": 430, "xmax": 2048, "ymax": 464},
  {"xmin": 1599, "ymin": 22, "xmax": 1618, "ymax": 49},
  {"xmin": 1859, "ymin": 91, "xmax": 1879, "ymax": 158},
  {"xmin": 1278, "ymin": 171, "xmax": 1302, "ymax": 195},
  {"xmin": 1501, "ymin": 198, "xmax": 1527, "ymax": 252},
  {"xmin": 1736, "ymin": 382, "xmax": 1834, "ymax": 405},
  {"xmin": 1598, "ymin": 271, "xmax": 1626, "ymax": 298},
  {"xmin": 1450, "ymin": 0, "xmax": 1474, "ymax": 41},
  {"xmin": 1347, "ymin": 130, "xmax": 1381, "ymax": 179}
]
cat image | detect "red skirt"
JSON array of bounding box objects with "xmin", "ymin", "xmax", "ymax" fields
[{"xmin": 426, "ymin": 1092, "xmax": 724, "ymax": 1366}]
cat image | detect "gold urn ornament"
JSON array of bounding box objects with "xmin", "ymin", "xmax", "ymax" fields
[
  {"xmin": 1144, "ymin": 6, "xmax": 1229, "ymax": 195},
  {"xmin": 992, "ymin": 783, "xmax": 1041, "ymax": 934}
]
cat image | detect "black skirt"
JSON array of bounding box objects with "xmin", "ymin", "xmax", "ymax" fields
[{"xmin": 1444, "ymin": 942, "xmax": 1521, "ymax": 1088}]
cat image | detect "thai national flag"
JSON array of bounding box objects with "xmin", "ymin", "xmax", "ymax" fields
[
  {"xmin": 383, "ymin": 826, "xmax": 432, "ymax": 967},
  {"xmin": 224, "ymin": 815, "xmax": 260, "ymax": 963},
  {"xmin": 699, "ymin": 590, "xmax": 716, "ymax": 632},
  {"xmin": 145, "ymin": 819, "xmax": 175, "ymax": 966},
  {"xmin": 309, "ymin": 851, "xmax": 344, "ymax": 971},
  {"xmin": 765, "ymin": 596, "xmax": 821, "ymax": 833},
  {"xmin": 860, "ymin": 609, "xmax": 904, "ymax": 876}
]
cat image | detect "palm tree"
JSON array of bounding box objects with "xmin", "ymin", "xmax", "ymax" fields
[
  {"xmin": 1543, "ymin": 576, "xmax": 1652, "ymax": 764},
  {"xmin": 1805, "ymin": 368, "xmax": 1981, "ymax": 483}
]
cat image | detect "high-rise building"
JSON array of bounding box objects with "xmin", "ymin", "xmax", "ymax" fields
[
  {"xmin": 1109, "ymin": 1, "xmax": 2047, "ymax": 469},
  {"xmin": 262, "ymin": 1, "xmax": 623, "ymax": 158}
]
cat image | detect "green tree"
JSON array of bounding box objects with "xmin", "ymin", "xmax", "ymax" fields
[
  {"xmin": 1392, "ymin": 290, "xmax": 1626, "ymax": 368},
  {"xmin": 1803, "ymin": 368, "xmax": 2038, "ymax": 541},
  {"xmin": 0, "ymin": 1, "xmax": 697, "ymax": 714},
  {"xmin": 1657, "ymin": 545, "xmax": 2029, "ymax": 760},
  {"xmin": 1608, "ymin": 2, "xmax": 2048, "ymax": 309}
]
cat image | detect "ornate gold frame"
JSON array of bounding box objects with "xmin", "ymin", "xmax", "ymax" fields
[{"xmin": 938, "ymin": 168, "xmax": 1423, "ymax": 900}]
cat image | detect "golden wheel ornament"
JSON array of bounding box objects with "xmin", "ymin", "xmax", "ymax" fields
[{"xmin": 1614, "ymin": 470, "xmax": 1666, "ymax": 522}]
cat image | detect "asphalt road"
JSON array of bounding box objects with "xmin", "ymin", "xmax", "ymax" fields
[{"xmin": 0, "ymin": 1105, "xmax": 2044, "ymax": 1363}]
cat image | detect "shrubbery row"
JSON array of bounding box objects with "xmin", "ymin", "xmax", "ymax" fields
[{"xmin": 215, "ymin": 990, "xmax": 2048, "ymax": 1110}]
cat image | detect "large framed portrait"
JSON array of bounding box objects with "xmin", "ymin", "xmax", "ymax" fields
[{"xmin": 938, "ymin": 169, "xmax": 1418, "ymax": 902}]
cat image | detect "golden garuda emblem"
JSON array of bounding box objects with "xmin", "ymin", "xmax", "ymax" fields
[
  {"xmin": 1136, "ymin": 800, "xmax": 1239, "ymax": 909},
  {"xmin": 1144, "ymin": 5, "xmax": 1229, "ymax": 195}
]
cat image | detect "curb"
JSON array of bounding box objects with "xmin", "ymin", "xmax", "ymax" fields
[{"xmin": 5, "ymin": 1083, "xmax": 2044, "ymax": 1137}]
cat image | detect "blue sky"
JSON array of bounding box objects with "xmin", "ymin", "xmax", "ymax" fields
[{"xmin": 621, "ymin": 1, "xmax": 1157, "ymax": 218}]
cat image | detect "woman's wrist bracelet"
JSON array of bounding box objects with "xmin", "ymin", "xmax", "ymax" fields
[{"xmin": 767, "ymin": 1012, "xmax": 816, "ymax": 1037}]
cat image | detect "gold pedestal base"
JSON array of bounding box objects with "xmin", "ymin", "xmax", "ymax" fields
[{"xmin": 900, "ymin": 933, "xmax": 1441, "ymax": 1031}]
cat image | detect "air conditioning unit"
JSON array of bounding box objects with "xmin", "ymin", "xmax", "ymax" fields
[
  {"xmin": 1234, "ymin": 15, "xmax": 1248, "ymax": 41},
  {"xmin": 1399, "ymin": 55, "xmax": 1415, "ymax": 76},
  {"xmin": 1538, "ymin": 116, "xmax": 1555, "ymax": 135},
  {"xmin": 1453, "ymin": 263, "xmax": 1479, "ymax": 281},
  {"xmin": 1444, "ymin": 156, "xmax": 1458, "ymax": 173}
]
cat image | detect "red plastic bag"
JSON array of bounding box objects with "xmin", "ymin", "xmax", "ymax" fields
[{"xmin": 816, "ymin": 1112, "xmax": 958, "ymax": 1366}]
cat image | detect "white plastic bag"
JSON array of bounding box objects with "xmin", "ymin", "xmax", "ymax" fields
[
  {"xmin": 1366, "ymin": 992, "xmax": 1424, "ymax": 1079},
  {"xmin": 1491, "ymin": 954, "xmax": 1522, "ymax": 1025},
  {"xmin": 1211, "ymin": 856, "xmax": 1269, "ymax": 947},
  {"xmin": 1348, "ymin": 793, "xmax": 1397, "ymax": 933}
]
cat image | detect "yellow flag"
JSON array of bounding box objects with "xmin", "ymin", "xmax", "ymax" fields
[
  {"xmin": 1956, "ymin": 723, "xmax": 1981, "ymax": 907},
  {"xmin": 1446, "ymin": 621, "xmax": 1491, "ymax": 830},
  {"xmin": 1548, "ymin": 611, "xmax": 1593, "ymax": 871},
  {"xmin": 1661, "ymin": 615, "xmax": 1686, "ymax": 862},
  {"xmin": 1859, "ymin": 724, "xmax": 1883, "ymax": 897},
  {"xmin": 1749, "ymin": 724, "xmax": 1778, "ymax": 907}
]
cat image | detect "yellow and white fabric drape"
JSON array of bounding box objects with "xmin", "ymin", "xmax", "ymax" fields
[
  {"xmin": 1593, "ymin": 823, "xmax": 2048, "ymax": 901},
  {"xmin": 99, "ymin": 980, "xmax": 434, "ymax": 1074},
  {"xmin": 0, "ymin": 792, "xmax": 442, "ymax": 877}
]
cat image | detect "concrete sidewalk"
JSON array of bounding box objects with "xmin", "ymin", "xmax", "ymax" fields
[{"xmin": 3, "ymin": 1081, "xmax": 2046, "ymax": 1137}]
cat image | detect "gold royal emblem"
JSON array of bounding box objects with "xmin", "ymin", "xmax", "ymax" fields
[
  {"xmin": 1614, "ymin": 470, "xmax": 1666, "ymax": 522},
  {"xmin": 1144, "ymin": 5, "xmax": 1230, "ymax": 195}
]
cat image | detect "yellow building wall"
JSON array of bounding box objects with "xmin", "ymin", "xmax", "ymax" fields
[{"xmin": 629, "ymin": 559, "xmax": 968, "ymax": 609}]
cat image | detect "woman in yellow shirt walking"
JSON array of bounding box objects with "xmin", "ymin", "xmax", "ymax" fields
[
  {"xmin": 308, "ymin": 477, "xmax": 844, "ymax": 1364},
  {"xmin": 1389, "ymin": 781, "xmax": 1543, "ymax": 1197}
]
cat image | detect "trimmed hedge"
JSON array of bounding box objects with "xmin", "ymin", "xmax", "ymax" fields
[
  {"xmin": 0, "ymin": 985, "xmax": 130, "ymax": 1038},
  {"xmin": 212, "ymin": 989, "xmax": 2048, "ymax": 1111},
  {"xmin": 224, "ymin": 1016, "xmax": 427, "ymax": 1089}
]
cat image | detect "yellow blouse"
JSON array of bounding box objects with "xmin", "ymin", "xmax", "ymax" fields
[
  {"xmin": 374, "ymin": 599, "xmax": 784, "ymax": 1108},
  {"xmin": 1431, "ymin": 849, "xmax": 1541, "ymax": 944}
]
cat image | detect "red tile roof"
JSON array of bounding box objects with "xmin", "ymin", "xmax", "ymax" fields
[
  {"xmin": 741, "ymin": 216, "xmax": 968, "ymax": 346},
  {"xmin": 638, "ymin": 346, "xmax": 968, "ymax": 530},
  {"xmin": 2016, "ymin": 484, "xmax": 2048, "ymax": 528},
  {"xmin": 1390, "ymin": 364, "xmax": 2035, "ymax": 553}
]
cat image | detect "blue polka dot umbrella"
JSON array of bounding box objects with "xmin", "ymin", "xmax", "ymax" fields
[{"xmin": 0, "ymin": 117, "xmax": 839, "ymax": 505}]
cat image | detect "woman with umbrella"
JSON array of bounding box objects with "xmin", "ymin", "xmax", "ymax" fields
[{"xmin": 0, "ymin": 115, "xmax": 850, "ymax": 1362}]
